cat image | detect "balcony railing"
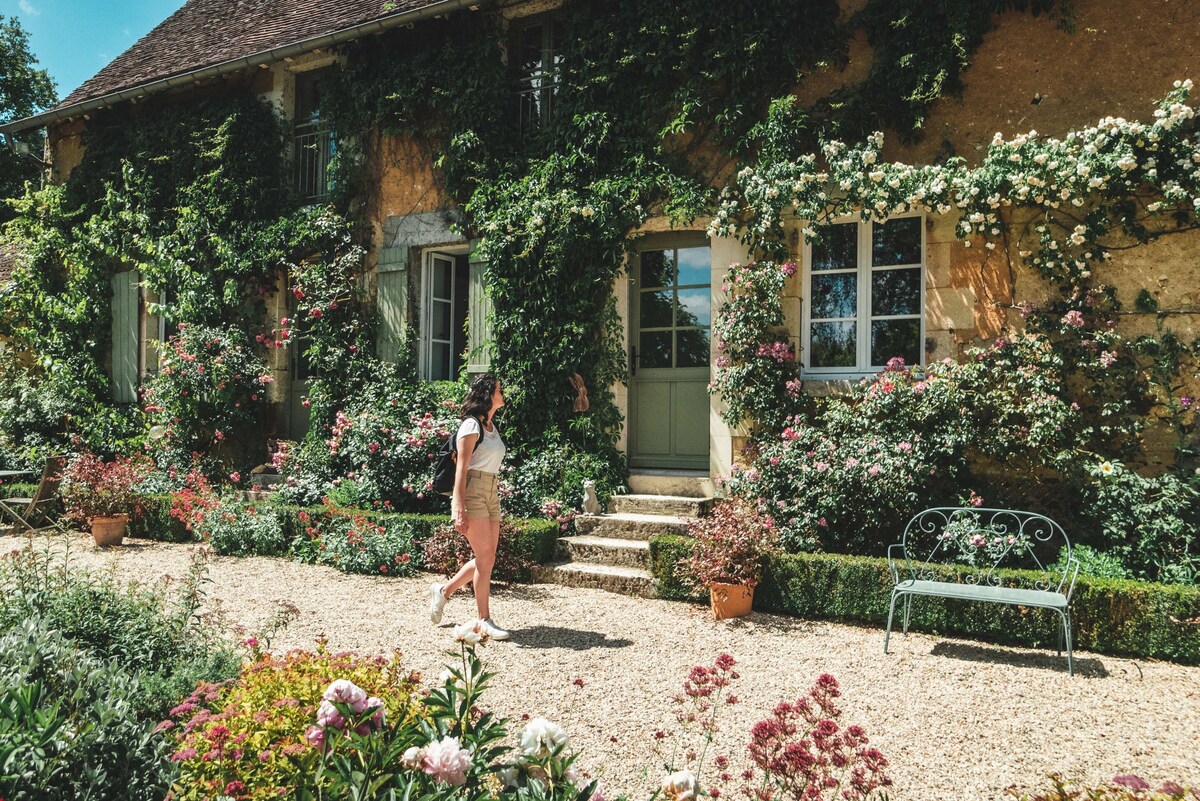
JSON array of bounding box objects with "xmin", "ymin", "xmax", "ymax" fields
[{"xmin": 294, "ymin": 122, "xmax": 335, "ymax": 201}]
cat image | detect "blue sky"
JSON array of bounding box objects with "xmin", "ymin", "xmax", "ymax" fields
[{"xmin": 3, "ymin": 0, "xmax": 187, "ymax": 104}]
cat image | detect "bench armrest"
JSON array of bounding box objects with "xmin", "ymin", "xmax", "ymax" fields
[
  {"xmin": 1061, "ymin": 554, "xmax": 1081, "ymax": 603},
  {"xmin": 887, "ymin": 544, "xmax": 909, "ymax": 585}
]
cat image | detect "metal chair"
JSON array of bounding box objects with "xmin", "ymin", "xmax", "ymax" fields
[{"xmin": 0, "ymin": 455, "xmax": 68, "ymax": 533}]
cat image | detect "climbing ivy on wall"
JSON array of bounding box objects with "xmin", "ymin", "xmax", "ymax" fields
[{"xmin": 323, "ymin": 0, "xmax": 1071, "ymax": 450}]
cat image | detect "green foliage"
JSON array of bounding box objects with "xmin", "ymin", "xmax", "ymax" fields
[
  {"xmin": 167, "ymin": 644, "xmax": 425, "ymax": 801},
  {"xmin": 0, "ymin": 15, "xmax": 57, "ymax": 216},
  {"xmin": 0, "ymin": 543, "xmax": 242, "ymax": 720},
  {"xmin": 322, "ymin": 0, "xmax": 1040, "ymax": 454},
  {"xmin": 1053, "ymin": 544, "xmax": 1130, "ymax": 581},
  {"xmin": 142, "ymin": 323, "xmax": 274, "ymax": 466},
  {"xmin": 649, "ymin": 535, "xmax": 1200, "ymax": 663},
  {"xmin": 293, "ymin": 500, "xmax": 423, "ymax": 576},
  {"xmin": 196, "ymin": 495, "xmax": 290, "ymax": 557},
  {"xmin": 501, "ymin": 436, "xmax": 627, "ymax": 518},
  {"xmin": 0, "ymin": 618, "xmax": 174, "ymax": 801}
]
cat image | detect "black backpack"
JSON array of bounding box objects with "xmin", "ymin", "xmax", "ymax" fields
[{"xmin": 432, "ymin": 416, "xmax": 486, "ymax": 496}]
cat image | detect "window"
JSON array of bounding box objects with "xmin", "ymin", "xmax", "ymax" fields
[
  {"xmin": 636, "ymin": 245, "xmax": 711, "ymax": 370},
  {"xmin": 803, "ymin": 214, "xmax": 924, "ymax": 375},
  {"xmin": 514, "ymin": 15, "xmax": 565, "ymax": 136},
  {"xmin": 293, "ymin": 70, "xmax": 336, "ymax": 201},
  {"xmin": 423, "ymin": 251, "xmax": 469, "ymax": 381}
]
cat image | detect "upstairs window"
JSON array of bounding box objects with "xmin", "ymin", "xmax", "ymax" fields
[
  {"xmin": 514, "ymin": 15, "xmax": 565, "ymax": 136},
  {"xmin": 293, "ymin": 70, "xmax": 336, "ymax": 201},
  {"xmin": 803, "ymin": 214, "xmax": 925, "ymax": 375}
]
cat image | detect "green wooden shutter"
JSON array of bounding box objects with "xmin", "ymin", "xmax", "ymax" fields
[
  {"xmin": 376, "ymin": 246, "xmax": 409, "ymax": 363},
  {"xmin": 467, "ymin": 246, "xmax": 492, "ymax": 374},
  {"xmin": 111, "ymin": 271, "xmax": 139, "ymax": 403}
]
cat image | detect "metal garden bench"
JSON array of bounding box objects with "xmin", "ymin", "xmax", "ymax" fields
[{"xmin": 884, "ymin": 507, "xmax": 1081, "ymax": 674}]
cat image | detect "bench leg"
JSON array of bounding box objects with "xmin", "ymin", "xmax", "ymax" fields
[
  {"xmin": 902, "ymin": 595, "xmax": 913, "ymax": 635},
  {"xmin": 884, "ymin": 590, "xmax": 900, "ymax": 654},
  {"xmin": 1062, "ymin": 609, "xmax": 1074, "ymax": 676}
]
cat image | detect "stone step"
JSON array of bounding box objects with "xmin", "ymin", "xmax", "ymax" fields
[
  {"xmin": 628, "ymin": 469, "xmax": 716, "ymax": 498},
  {"xmin": 608, "ymin": 493, "xmax": 713, "ymax": 518},
  {"xmin": 557, "ymin": 535, "xmax": 649, "ymax": 568},
  {"xmin": 574, "ymin": 512, "xmax": 691, "ymax": 541},
  {"xmin": 532, "ymin": 561, "xmax": 656, "ymax": 598}
]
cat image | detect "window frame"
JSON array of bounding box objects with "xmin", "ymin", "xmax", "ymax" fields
[
  {"xmin": 512, "ymin": 11, "xmax": 565, "ymax": 137},
  {"xmin": 292, "ymin": 69, "xmax": 336, "ymax": 202},
  {"xmin": 801, "ymin": 212, "xmax": 926, "ymax": 379},
  {"xmin": 420, "ymin": 247, "xmax": 471, "ymax": 382}
]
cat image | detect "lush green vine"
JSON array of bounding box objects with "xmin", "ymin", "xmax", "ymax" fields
[{"xmin": 322, "ymin": 0, "xmax": 1056, "ymax": 451}]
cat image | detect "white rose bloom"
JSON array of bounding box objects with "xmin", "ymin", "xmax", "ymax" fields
[{"xmin": 520, "ymin": 717, "xmax": 569, "ymax": 758}]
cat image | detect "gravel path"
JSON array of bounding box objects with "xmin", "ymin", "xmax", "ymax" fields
[{"xmin": 5, "ymin": 531, "xmax": 1200, "ymax": 800}]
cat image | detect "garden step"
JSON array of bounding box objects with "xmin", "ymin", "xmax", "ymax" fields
[
  {"xmin": 532, "ymin": 561, "xmax": 656, "ymax": 598},
  {"xmin": 556, "ymin": 535, "xmax": 650, "ymax": 568},
  {"xmin": 574, "ymin": 512, "xmax": 690, "ymax": 541},
  {"xmin": 628, "ymin": 469, "xmax": 716, "ymax": 498},
  {"xmin": 608, "ymin": 494, "xmax": 713, "ymax": 518}
]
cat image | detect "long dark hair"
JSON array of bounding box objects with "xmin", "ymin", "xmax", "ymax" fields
[{"xmin": 461, "ymin": 373, "xmax": 500, "ymax": 421}]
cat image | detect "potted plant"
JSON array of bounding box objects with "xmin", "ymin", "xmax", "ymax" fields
[
  {"xmin": 61, "ymin": 452, "xmax": 151, "ymax": 546},
  {"xmin": 680, "ymin": 496, "xmax": 780, "ymax": 620}
]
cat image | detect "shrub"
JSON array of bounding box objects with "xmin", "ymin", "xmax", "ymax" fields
[
  {"xmin": 1053, "ymin": 544, "xmax": 1130, "ymax": 580},
  {"xmin": 0, "ymin": 618, "xmax": 174, "ymax": 801},
  {"xmin": 0, "ymin": 544, "xmax": 242, "ymax": 719},
  {"xmin": 141, "ymin": 323, "xmax": 272, "ymax": 468},
  {"xmin": 166, "ymin": 643, "xmax": 425, "ymax": 801},
  {"xmin": 295, "ymin": 500, "xmax": 423, "ymax": 576},
  {"xmin": 729, "ymin": 338, "xmax": 1080, "ymax": 556},
  {"xmin": 649, "ymin": 536, "xmax": 1200, "ymax": 663},
  {"xmin": 277, "ymin": 375, "xmax": 464, "ymax": 512},
  {"xmin": 194, "ymin": 494, "xmax": 289, "ymax": 557},
  {"xmin": 501, "ymin": 436, "xmax": 628, "ymax": 519},
  {"xmin": 679, "ymin": 497, "xmax": 779, "ymax": 589},
  {"xmin": 60, "ymin": 450, "xmax": 153, "ymax": 522},
  {"xmin": 421, "ymin": 520, "xmax": 535, "ymax": 583}
]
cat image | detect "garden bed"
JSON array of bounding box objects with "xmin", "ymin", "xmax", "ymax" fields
[{"xmin": 2, "ymin": 530, "xmax": 1197, "ymax": 801}]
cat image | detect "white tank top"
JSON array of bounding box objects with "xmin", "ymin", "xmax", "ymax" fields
[{"xmin": 457, "ymin": 417, "xmax": 506, "ymax": 474}]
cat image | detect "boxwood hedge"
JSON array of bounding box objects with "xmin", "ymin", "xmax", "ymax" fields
[{"xmin": 649, "ymin": 534, "xmax": 1200, "ymax": 664}]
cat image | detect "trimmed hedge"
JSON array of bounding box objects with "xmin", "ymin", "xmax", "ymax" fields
[
  {"xmin": 649, "ymin": 535, "xmax": 1200, "ymax": 664},
  {"xmin": 127, "ymin": 493, "xmax": 559, "ymax": 569}
]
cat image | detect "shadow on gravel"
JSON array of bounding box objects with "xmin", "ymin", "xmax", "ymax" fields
[
  {"xmin": 512, "ymin": 625, "xmax": 634, "ymax": 650},
  {"xmin": 931, "ymin": 641, "xmax": 1109, "ymax": 677}
]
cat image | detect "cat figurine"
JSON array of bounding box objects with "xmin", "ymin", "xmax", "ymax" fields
[{"xmin": 581, "ymin": 479, "xmax": 602, "ymax": 516}]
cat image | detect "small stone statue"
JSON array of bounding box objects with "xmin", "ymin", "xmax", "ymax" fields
[{"xmin": 581, "ymin": 479, "xmax": 602, "ymax": 515}]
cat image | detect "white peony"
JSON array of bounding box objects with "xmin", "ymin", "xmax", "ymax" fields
[
  {"xmin": 520, "ymin": 716, "xmax": 569, "ymax": 758},
  {"xmin": 662, "ymin": 770, "xmax": 698, "ymax": 801},
  {"xmin": 454, "ymin": 621, "xmax": 486, "ymax": 645}
]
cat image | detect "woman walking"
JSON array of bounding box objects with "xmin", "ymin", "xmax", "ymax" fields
[{"xmin": 428, "ymin": 374, "xmax": 511, "ymax": 640}]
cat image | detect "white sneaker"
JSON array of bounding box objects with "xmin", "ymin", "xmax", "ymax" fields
[
  {"xmin": 478, "ymin": 618, "xmax": 511, "ymax": 641},
  {"xmin": 429, "ymin": 583, "xmax": 448, "ymax": 624}
]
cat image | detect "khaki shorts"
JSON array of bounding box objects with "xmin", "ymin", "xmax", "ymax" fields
[{"xmin": 459, "ymin": 469, "xmax": 501, "ymax": 521}]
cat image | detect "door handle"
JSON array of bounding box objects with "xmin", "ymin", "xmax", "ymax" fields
[{"xmin": 630, "ymin": 345, "xmax": 638, "ymax": 378}]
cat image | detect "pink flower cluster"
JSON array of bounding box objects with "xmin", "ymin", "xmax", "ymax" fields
[
  {"xmin": 756, "ymin": 341, "xmax": 795, "ymax": 363},
  {"xmin": 305, "ymin": 679, "xmax": 385, "ymax": 747},
  {"xmin": 402, "ymin": 736, "xmax": 474, "ymax": 786},
  {"xmin": 743, "ymin": 674, "xmax": 891, "ymax": 801}
]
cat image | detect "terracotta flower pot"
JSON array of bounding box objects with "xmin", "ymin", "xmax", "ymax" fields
[
  {"xmin": 709, "ymin": 582, "xmax": 754, "ymax": 620},
  {"xmin": 91, "ymin": 514, "xmax": 129, "ymax": 547}
]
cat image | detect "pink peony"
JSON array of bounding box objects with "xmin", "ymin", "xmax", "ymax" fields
[
  {"xmin": 323, "ymin": 679, "xmax": 369, "ymax": 714},
  {"xmin": 421, "ymin": 736, "xmax": 473, "ymax": 786}
]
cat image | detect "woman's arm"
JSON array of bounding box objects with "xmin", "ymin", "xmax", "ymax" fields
[{"xmin": 452, "ymin": 430, "xmax": 477, "ymax": 533}]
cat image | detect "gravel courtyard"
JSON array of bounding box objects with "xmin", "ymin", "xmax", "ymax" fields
[{"xmin": 6, "ymin": 531, "xmax": 1199, "ymax": 800}]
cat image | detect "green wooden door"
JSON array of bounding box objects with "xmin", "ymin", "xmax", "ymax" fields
[
  {"xmin": 110, "ymin": 271, "xmax": 139, "ymax": 403},
  {"xmin": 629, "ymin": 242, "xmax": 711, "ymax": 470}
]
